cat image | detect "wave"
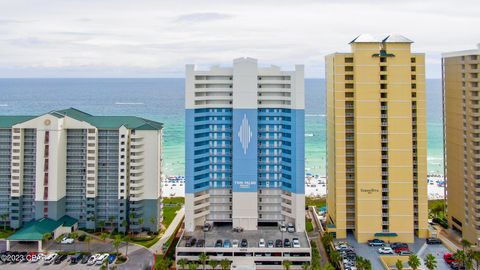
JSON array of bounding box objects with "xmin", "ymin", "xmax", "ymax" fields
[
  {"xmin": 115, "ymin": 102, "xmax": 144, "ymax": 105},
  {"xmin": 427, "ymin": 157, "xmax": 443, "ymax": 161},
  {"xmin": 305, "ymin": 114, "xmax": 325, "ymax": 117},
  {"xmin": 305, "ymin": 133, "xmax": 314, "ymax": 137},
  {"xmin": 0, "ymin": 104, "xmax": 8, "ymax": 107}
]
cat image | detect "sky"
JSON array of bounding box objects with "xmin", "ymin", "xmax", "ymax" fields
[{"xmin": 0, "ymin": 0, "xmax": 478, "ymax": 78}]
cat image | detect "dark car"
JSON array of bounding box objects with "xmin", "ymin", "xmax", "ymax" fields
[
  {"xmin": 108, "ymin": 254, "xmax": 117, "ymax": 264},
  {"xmin": 241, "ymin": 239, "xmax": 248, "ymax": 248},
  {"xmin": 80, "ymin": 253, "xmax": 90, "ymax": 264},
  {"xmin": 391, "ymin": 242, "xmax": 408, "ymax": 249},
  {"xmin": 215, "ymin": 239, "xmax": 223, "ymax": 247},
  {"xmin": 196, "ymin": 239, "xmax": 205, "ymax": 247},
  {"xmin": 367, "ymin": 239, "xmax": 385, "ymax": 246},
  {"xmin": 69, "ymin": 253, "xmax": 83, "ymax": 264},
  {"xmin": 54, "ymin": 254, "xmax": 68, "ymax": 264},
  {"xmin": 275, "ymin": 239, "xmax": 283, "ymax": 248},
  {"xmin": 451, "ymin": 262, "xmax": 466, "ymax": 270},
  {"xmin": 185, "ymin": 238, "xmax": 197, "ymax": 247},
  {"xmin": 426, "ymin": 238, "xmax": 442, "ymax": 245},
  {"xmin": 20, "ymin": 251, "xmax": 29, "ymax": 263},
  {"xmin": 284, "ymin": 238, "xmax": 291, "ymax": 248}
]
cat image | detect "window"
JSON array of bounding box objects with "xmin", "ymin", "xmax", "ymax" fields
[
  {"xmin": 411, "ymin": 57, "xmax": 416, "ymax": 63},
  {"xmin": 380, "ymin": 57, "xmax": 386, "ymax": 63},
  {"xmin": 381, "ymin": 93, "xmax": 387, "ymax": 98},
  {"xmin": 412, "ymin": 83, "xmax": 417, "ymax": 89},
  {"xmin": 412, "ymin": 92, "xmax": 417, "ymax": 98},
  {"xmin": 411, "ymin": 66, "xmax": 416, "ymax": 72},
  {"xmin": 380, "ymin": 66, "xmax": 387, "ymax": 72},
  {"xmin": 411, "ymin": 75, "xmax": 416, "ymax": 80},
  {"xmin": 345, "ymin": 92, "xmax": 354, "ymax": 98},
  {"xmin": 345, "ymin": 57, "xmax": 354, "ymax": 63},
  {"xmin": 345, "ymin": 66, "xmax": 354, "ymax": 72},
  {"xmin": 380, "ymin": 75, "xmax": 387, "ymax": 80},
  {"xmin": 381, "ymin": 84, "xmax": 387, "ymax": 90}
]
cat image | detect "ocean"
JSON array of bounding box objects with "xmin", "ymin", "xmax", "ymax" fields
[{"xmin": 0, "ymin": 78, "xmax": 444, "ymax": 176}]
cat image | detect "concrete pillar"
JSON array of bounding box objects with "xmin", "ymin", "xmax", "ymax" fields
[
  {"xmin": 38, "ymin": 240, "xmax": 42, "ymax": 252},
  {"xmin": 6, "ymin": 240, "xmax": 10, "ymax": 251}
]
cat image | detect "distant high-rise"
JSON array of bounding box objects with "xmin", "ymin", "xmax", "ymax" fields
[
  {"xmin": 0, "ymin": 108, "xmax": 163, "ymax": 233},
  {"xmin": 325, "ymin": 35, "xmax": 428, "ymax": 243},
  {"xmin": 184, "ymin": 58, "xmax": 305, "ymax": 232},
  {"xmin": 443, "ymin": 44, "xmax": 480, "ymax": 244}
]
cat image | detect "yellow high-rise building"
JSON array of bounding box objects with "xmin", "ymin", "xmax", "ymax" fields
[
  {"xmin": 325, "ymin": 34, "xmax": 428, "ymax": 243},
  {"xmin": 443, "ymin": 45, "xmax": 480, "ymax": 244}
]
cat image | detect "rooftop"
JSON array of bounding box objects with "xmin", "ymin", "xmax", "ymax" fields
[
  {"xmin": 350, "ymin": 34, "xmax": 413, "ymax": 44},
  {"xmin": 0, "ymin": 107, "xmax": 163, "ymax": 130},
  {"xmin": 7, "ymin": 215, "xmax": 78, "ymax": 241}
]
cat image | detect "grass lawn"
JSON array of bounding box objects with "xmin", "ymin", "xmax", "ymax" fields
[
  {"xmin": 306, "ymin": 196, "xmax": 326, "ymax": 209},
  {"xmin": 0, "ymin": 229, "xmax": 14, "ymax": 239},
  {"xmin": 306, "ymin": 219, "xmax": 314, "ymax": 232},
  {"xmin": 162, "ymin": 197, "xmax": 183, "ymax": 228},
  {"xmin": 163, "ymin": 197, "xmax": 184, "ymax": 205},
  {"xmin": 130, "ymin": 233, "xmax": 162, "ymax": 248}
]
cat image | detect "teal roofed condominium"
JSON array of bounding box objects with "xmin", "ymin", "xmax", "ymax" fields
[{"xmin": 0, "ymin": 108, "xmax": 163, "ymax": 233}]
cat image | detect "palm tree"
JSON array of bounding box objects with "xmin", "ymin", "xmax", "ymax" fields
[
  {"xmin": 100, "ymin": 232, "xmax": 108, "ymax": 242},
  {"xmin": 123, "ymin": 235, "xmax": 131, "ymax": 257},
  {"xmin": 471, "ymin": 251, "xmax": 480, "ymax": 270},
  {"xmin": 113, "ymin": 235, "xmax": 122, "ymax": 255},
  {"xmin": 424, "ymin": 253, "xmax": 437, "ymax": 270},
  {"xmin": 302, "ymin": 262, "xmax": 310, "ymax": 270},
  {"xmin": 321, "ymin": 264, "xmax": 335, "ymax": 270},
  {"xmin": 321, "ymin": 233, "xmax": 333, "ymax": 247},
  {"xmin": 109, "ymin": 216, "xmax": 116, "ymax": 232},
  {"xmin": 177, "ymin": 258, "xmax": 188, "ymax": 270},
  {"xmin": 408, "ymin": 254, "xmax": 421, "ymax": 270},
  {"xmin": 121, "ymin": 220, "xmax": 128, "ymax": 233},
  {"xmin": 329, "ymin": 250, "xmax": 341, "ymax": 268},
  {"xmin": 188, "ymin": 262, "xmax": 199, "ymax": 270},
  {"xmin": 209, "ymin": 260, "xmax": 219, "ymax": 270},
  {"xmin": 42, "ymin": 232, "xmax": 51, "ymax": 251},
  {"xmin": 98, "ymin": 220, "xmax": 105, "ymax": 233},
  {"xmin": 199, "ymin": 252, "xmax": 209, "ymax": 270},
  {"xmin": 0, "ymin": 213, "xmax": 8, "ymax": 231},
  {"xmin": 70, "ymin": 231, "xmax": 79, "ymax": 251},
  {"xmin": 138, "ymin": 217, "xmax": 144, "ymax": 231},
  {"xmin": 220, "ymin": 259, "xmax": 230, "ymax": 270},
  {"xmin": 150, "ymin": 216, "xmax": 156, "ymax": 230},
  {"xmin": 461, "ymin": 239, "xmax": 472, "ymax": 252},
  {"xmin": 283, "ymin": 260, "xmax": 292, "ymax": 270},
  {"xmin": 155, "ymin": 257, "xmax": 172, "ymax": 270},
  {"xmin": 395, "ymin": 259, "xmax": 403, "ymax": 270},
  {"xmin": 85, "ymin": 235, "xmax": 92, "ymax": 252},
  {"xmin": 454, "ymin": 250, "xmax": 467, "ymax": 269}
]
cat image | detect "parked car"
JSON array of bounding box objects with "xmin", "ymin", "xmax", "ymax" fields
[
  {"xmin": 19, "ymin": 251, "xmax": 28, "ymax": 263},
  {"xmin": 54, "ymin": 254, "xmax": 67, "ymax": 264},
  {"xmin": 108, "ymin": 254, "xmax": 117, "ymax": 264},
  {"xmin": 280, "ymin": 224, "xmax": 287, "ymax": 232},
  {"xmin": 426, "ymin": 238, "xmax": 442, "ymax": 245},
  {"xmin": 444, "ymin": 253, "xmax": 455, "ymax": 264},
  {"xmin": 44, "ymin": 253, "xmax": 58, "ymax": 265},
  {"xmin": 368, "ymin": 239, "xmax": 385, "ymax": 246},
  {"xmin": 203, "ymin": 223, "xmax": 211, "ymax": 232},
  {"xmin": 60, "ymin": 237, "xmax": 74, "ymax": 244},
  {"xmin": 450, "ymin": 262, "xmax": 466, "ymax": 270},
  {"xmin": 29, "ymin": 252, "xmax": 42, "ymax": 263},
  {"xmin": 284, "ymin": 238, "xmax": 291, "ymax": 248},
  {"xmin": 394, "ymin": 246, "xmax": 409, "ymax": 254},
  {"xmin": 232, "ymin": 239, "xmax": 239, "ymax": 248},
  {"xmin": 80, "ymin": 253, "xmax": 90, "ymax": 264},
  {"xmin": 241, "ymin": 239, "xmax": 248, "ymax": 248},
  {"xmin": 196, "ymin": 239, "xmax": 205, "ymax": 247},
  {"xmin": 287, "ymin": 223, "xmax": 295, "ymax": 233},
  {"xmin": 185, "ymin": 238, "xmax": 197, "ymax": 247},
  {"xmin": 96, "ymin": 253, "xmax": 109, "ymax": 265},
  {"xmin": 292, "ymin": 238, "xmax": 300, "ymax": 248},
  {"xmin": 87, "ymin": 254, "xmax": 99, "ymax": 265},
  {"xmin": 378, "ymin": 247, "xmax": 394, "ymax": 254},
  {"xmin": 224, "ymin": 240, "xmax": 232, "ymax": 248},
  {"xmin": 215, "ymin": 239, "xmax": 223, "ymax": 247},
  {"xmin": 275, "ymin": 239, "xmax": 283, "ymax": 248},
  {"xmin": 399, "ymin": 250, "xmax": 413, "ymax": 256},
  {"xmin": 69, "ymin": 253, "xmax": 83, "ymax": 264},
  {"xmin": 391, "ymin": 242, "xmax": 408, "ymax": 250},
  {"xmin": 267, "ymin": 240, "xmax": 274, "ymax": 248},
  {"xmin": 258, "ymin": 238, "xmax": 266, "ymax": 248}
]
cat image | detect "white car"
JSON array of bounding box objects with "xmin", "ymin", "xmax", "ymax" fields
[
  {"xmin": 232, "ymin": 239, "xmax": 239, "ymax": 248},
  {"xmin": 87, "ymin": 254, "xmax": 100, "ymax": 265},
  {"xmin": 60, "ymin": 237, "xmax": 74, "ymax": 244},
  {"xmin": 287, "ymin": 223, "xmax": 295, "ymax": 233},
  {"xmin": 280, "ymin": 224, "xmax": 287, "ymax": 232},
  {"xmin": 96, "ymin": 253, "xmax": 109, "ymax": 265},
  {"xmin": 292, "ymin": 238, "xmax": 300, "ymax": 248},
  {"xmin": 43, "ymin": 253, "xmax": 57, "ymax": 265},
  {"xmin": 378, "ymin": 247, "xmax": 394, "ymax": 254},
  {"xmin": 258, "ymin": 238, "xmax": 266, "ymax": 248}
]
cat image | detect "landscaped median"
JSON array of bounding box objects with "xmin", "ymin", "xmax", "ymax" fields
[{"xmin": 380, "ymin": 255, "xmax": 412, "ymax": 270}]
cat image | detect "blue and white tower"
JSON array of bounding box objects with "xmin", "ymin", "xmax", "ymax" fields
[{"xmin": 185, "ymin": 58, "xmax": 305, "ymax": 232}]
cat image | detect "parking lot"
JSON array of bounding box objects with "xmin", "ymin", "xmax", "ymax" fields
[{"xmin": 335, "ymin": 235, "xmax": 451, "ymax": 270}]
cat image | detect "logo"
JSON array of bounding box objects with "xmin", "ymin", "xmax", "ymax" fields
[
  {"xmin": 44, "ymin": 119, "xmax": 51, "ymax": 126},
  {"xmin": 238, "ymin": 114, "xmax": 252, "ymax": 155}
]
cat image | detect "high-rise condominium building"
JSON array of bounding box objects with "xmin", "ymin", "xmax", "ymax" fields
[
  {"xmin": 443, "ymin": 44, "xmax": 480, "ymax": 244},
  {"xmin": 184, "ymin": 58, "xmax": 305, "ymax": 232},
  {"xmin": 0, "ymin": 108, "xmax": 163, "ymax": 232},
  {"xmin": 325, "ymin": 35, "xmax": 428, "ymax": 243}
]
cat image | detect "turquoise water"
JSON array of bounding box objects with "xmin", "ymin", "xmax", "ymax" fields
[{"xmin": 0, "ymin": 78, "xmax": 443, "ymax": 176}]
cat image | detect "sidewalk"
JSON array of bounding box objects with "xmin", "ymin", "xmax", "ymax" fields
[{"xmin": 150, "ymin": 206, "xmax": 185, "ymax": 254}]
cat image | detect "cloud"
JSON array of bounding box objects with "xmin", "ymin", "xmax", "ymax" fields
[{"xmin": 175, "ymin": 12, "xmax": 234, "ymax": 23}]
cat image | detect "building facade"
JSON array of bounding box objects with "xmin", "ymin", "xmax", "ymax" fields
[
  {"xmin": 326, "ymin": 35, "xmax": 428, "ymax": 243},
  {"xmin": 443, "ymin": 44, "xmax": 480, "ymax": 244},
  {"xmin": 0, "ymin": 108, "xmax": 163, "ymax": 232},
  {"xmin": 184, "ymin": 58, "xmax": 305, "ymax": 232}
]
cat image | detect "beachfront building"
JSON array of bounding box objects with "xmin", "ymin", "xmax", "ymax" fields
[
  {"xmin": 0, "ymin": 108, "xmax": 163, "ymax": 233},
  {"xmin": 325, "ymin": 35, "xmax": 428, "ymax": 243},
  {"xmin": 443, "ymin": 44, "xmax": 480, "ymax": 244},
  {"xmin": 179, "ymin": 58, "xmax": 310, "ymax": 269}
]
